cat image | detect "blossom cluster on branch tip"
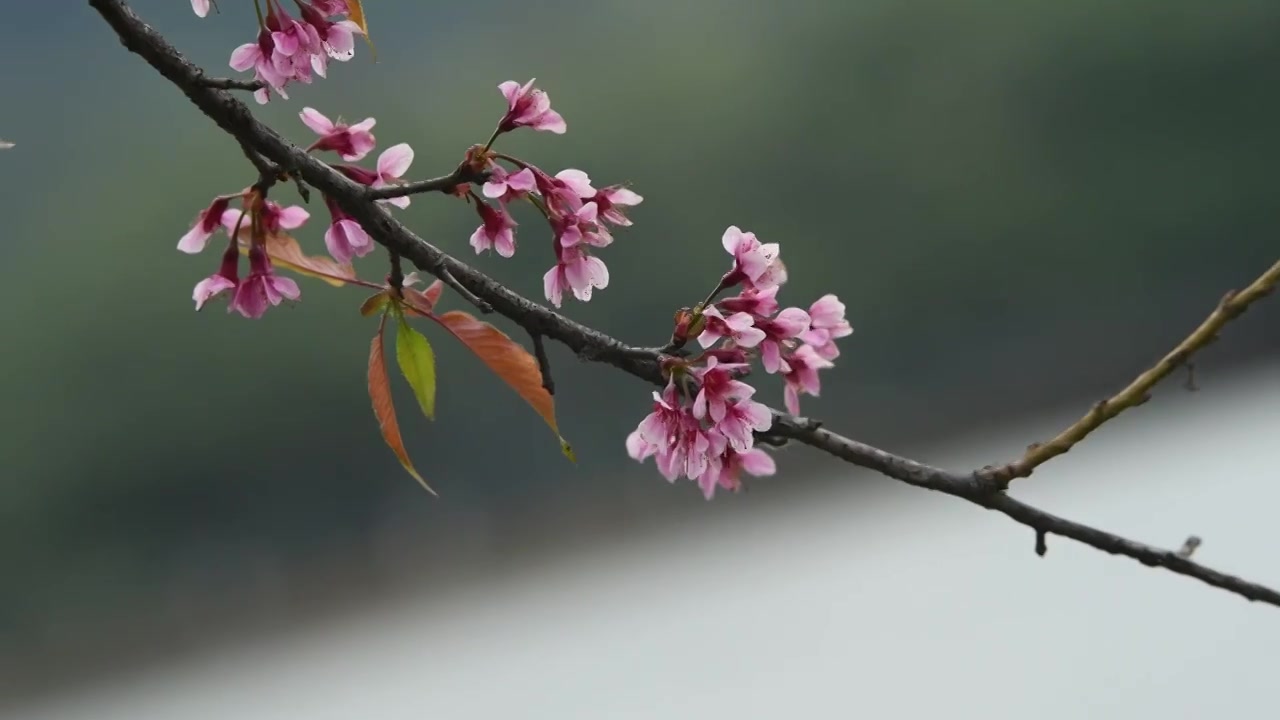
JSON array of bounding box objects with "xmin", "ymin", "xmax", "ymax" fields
[
  {"xmin": 466, "ymin": 79, "xmax": 644, "ymax": 307},
  {"xmin": 627, "ymin": 227, "xmax": 852, "ymax": 499},
  {"xmin": 193, "ymin": 0, "xmax": 363, "ymax": 104}
]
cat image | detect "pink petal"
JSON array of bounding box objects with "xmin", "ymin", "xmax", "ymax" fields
[
  {"xmin": 607, "ymin": 187, "xmax": 643, "ymax": 206},
  {"xmin": 555, "ymin": 169, "xmax": 595, "ymax": 198},
  {"xmin": 299, "ymin": 107, "xmax": 335, "ymax": 135},
  {"xmin": 193, "ymin": 276, "xmax": 235, "ymax": 310},
  {"xmin": 721, "ymin": 226, "xmax": 746, "ymax": 254},
  {"xmin": 784, "ymin": 384, "xmax": 801, "ymax": 416},
  {"xmin": 276, "ymin": 205, "xmax": 310, "ymax": 229},
  {"xmin": 543, "ymin": 266, "xmax": 564, "ymax": 307},
  {"xmin": 268, "ymin": 275, "xmax": 301, "ymax": 302},
  {"xmin": 376, "ymin": 143, "xmax": 414, "ymax": 180},
  {"xmin": 177, "ymin": 225, "xmax": 212, "ymax": 254},
  {"xmin": 533, "ymin": 110, "xmax": 566, "ymax": 134},
  {"xmin": 499, "ymin": 81, "xmax": 523, "ymax": 108},
  {"xmin": 739, "ymin": 448, "xmax": 776, "ymax": 476},
  {"xmin": 229, "ymin": 44, "xmax": 261, "ymax": 72},
  {"xmin": 507, "ymin": 169, "xmax": 537, "ymax": 192}
]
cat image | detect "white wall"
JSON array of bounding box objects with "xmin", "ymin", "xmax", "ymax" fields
[{"xmin": 12, "ymin": 363, "xmax": 1280, "ymax": 720}]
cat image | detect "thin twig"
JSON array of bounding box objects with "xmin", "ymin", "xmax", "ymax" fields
[
  {"xmin": 91, "ymin": 0, "xmax": 1280, "ymax": 609},
  {"xmin": 530, "ymin": 332, "xmax": 555, "ymax": 395},
  {"xmin": 366, "ymin": 165, "xmax": 487, "ymax": 200},
  {"xmin": 985, "ymin": 258, "xmax": 1280, "ymax": 483}
]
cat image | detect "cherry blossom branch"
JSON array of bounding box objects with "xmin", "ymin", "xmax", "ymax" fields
[
  {"xmin": 91, "ymin": 0, "xmax": 1280, "ymax": 608},
  {"xmin": 984, "ymin": 257, "xmax": 1280, "ymax": 483},
  {"xmin": 366, "ymin": 164, "xmax": 488, "ymax": 200}
]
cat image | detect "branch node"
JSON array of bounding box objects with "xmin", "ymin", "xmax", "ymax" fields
[
  {"xmin": 1176, "ymin": 535, "xmax": 1202, "ymax": 559},
  {"xmin": 1183, "ymin": 362, "xmax": 1199, "ymax": 392},
  {"xmin": 1034, "ymin": 529, "xmax": 1048, "ymax": 557},
  {"xmin": 387, "ymin": 251, "xmax": 405, "ymax": 295}
]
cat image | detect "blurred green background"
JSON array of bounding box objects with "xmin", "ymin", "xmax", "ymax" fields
[{"xmin": 1, "ymin": 0, "xmax": 1276, "ymax": 699}]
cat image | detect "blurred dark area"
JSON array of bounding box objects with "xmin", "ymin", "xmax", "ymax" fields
[{"xmin": 0, "ymin": 0, "xmax": 1276, "ymax": 702}]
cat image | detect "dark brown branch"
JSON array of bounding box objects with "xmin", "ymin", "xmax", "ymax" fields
[
  {"xmin": 91, "ymin": 0, "xmax": 1280, "ymax": 609},
  {"xmin": 531, "ymin": 332, "xmax": 555, "ymax": 395},
  {"xmin": 198, "ymin": 75, "xmax": 263, "ymax": 91}
]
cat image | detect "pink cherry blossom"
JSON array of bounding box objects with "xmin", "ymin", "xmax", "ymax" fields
[
  {"xmin": 756, "ymin": 307, "xmax": 811, "ymax": 373},
  {"xmin": 627, "ymin": 382, "xmax": 686, "ymax": 467},
  {"xmin": 717, "ymin": 285, "xmax": 780, "ymax": 319},
  {"xmin": 689, "ymin": 356, "xmax": 755, "ymax": 424},
  {"xmin": 626, "ymin": 382, "xmax": 728, "ymax": 484},
  {"xmin": 714, "ymin": 396, "xmax": 773, "ymax": 453},
  {"xmin": 218, "ymin": 200, "xmax": 309, "ymax": 239},
  {"xmin": 300, "ymin": 107, "xmax": 376, "ymax": 161},
  {"xmin": 322, "ymin": 196, "xmax": 373, "ymax": 264},
  {"xmin": 555, "ymin": 202, "xmax": 612, "ymax": 249},
  {"xmin": 192, "ymin": 242, "xmax": 241, "ymax": 311},
  {"xmin": 230, "ymin": 244, "xmax": 301, "ymax": 319},
  {"xmin": 230, "ymin": 29, "xmax": 289, "ymax": 102},
  {"xmin": 178, "ymin": 197, "xmax": 232, "ymax": 254},
  {"xmin": 191, "ymin": 0, "xmax": 210, "ymax": 17},
  {"xmin": 543, "ymin": 245, "xmax": 609, "ymax": 307},
  {"xmin": 781, "ymin": 343, "xmax": 835, "ymax": 415},
  {"xmin": 497, "ymin": 79, "xmax": 567, "ymax": 134},
  {"xmin": 469, "ymin": 201, "xmax": 518, "ymax": 258},
  {"xmin": 482, "ymin": 165, "xmax": 536, "ymax": 203},
  {"xmin": 661, "ymin": 418, "xmax": 727, "ymax": 484},
  {"xmin": 295, "ymin": 2, "xmax": 362, "ymax": 61},
  {"xmin": 801, "ymin": 294, "xmax": 853, "ymax": 360},
  {"xmin": 533, "ymin": 168, "xmax": 595, "ymax": 216},
  {"xmin": 721, "ymin": 226, "xmax": 787, "ymax": 291},
  {"xmin": 697, "ymin": 306, "xmax": 766, "ymax": 349},
  {"xmin": 701, "ymin": 448, "xmax": 776, "ymax": 499},
  {"xmin": 591, "ymin": 185, "xmax": 643, "ymax": 227}
]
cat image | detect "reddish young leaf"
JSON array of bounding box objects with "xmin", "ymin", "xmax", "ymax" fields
[
  {"xmin": 240, "ymin": 233, "xmax": 356, "ymax": 287},
  {"xmin": 369, "ymin": 318, "xmax": 436, "ymax": 495},
  {"xmin": 435, "ymin": 310, "xmax": 575, "ymax": 461},
  {"xmin": 421, "ymin": 279, "xmax": 445, "ymax": 310},
  {"xmin": 399, "ymin": 278, "xmax": 444, "ymax": 318}
]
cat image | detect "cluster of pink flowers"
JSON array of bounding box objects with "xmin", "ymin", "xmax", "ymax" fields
[
  {"xmin": 626, "ymin": 227, "xmax": 852, "ymax": 498},
  {"xmin": 465, "ymin": 80, "xmax": 644, "ymax": 307},
  {"xmin": 176, "ymin": 107, "xmax": 413, "ymax": 316},
  {"xmin": 192, "ymin": 0, "xmax": 363, "ymax": 104},
  {"xmin": 172, "ymin": 5, "xmax": 850, "ymax": 496}
]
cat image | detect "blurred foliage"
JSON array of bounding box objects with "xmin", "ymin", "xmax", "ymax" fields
[{"xmin": 0, "ymin": 0, "xmax": 1277, "ymax": 677}]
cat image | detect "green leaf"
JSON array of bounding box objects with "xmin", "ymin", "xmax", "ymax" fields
[
  {"xmin": 360, "ymin": 290, "xmax": 392, "ymax": 317},
  {"xmin": 369, "ymin": 317, "xmax": 435, "ymax": 495},
  {"xmin": 395, "ymin": 314, "xmax": 437, "ymax": 420}
]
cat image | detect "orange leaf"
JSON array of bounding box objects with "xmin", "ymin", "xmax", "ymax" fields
[
  {"xmin": 240, "ymin": 233, "xmax": 356, "ymax": 287},
  {"xmin": 369, "ymin": 320, "xmax": 436, "ymax": 495},
  {"xmin": 436, "ymin": 311, "xmax": 575, "ymax": 461}
]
